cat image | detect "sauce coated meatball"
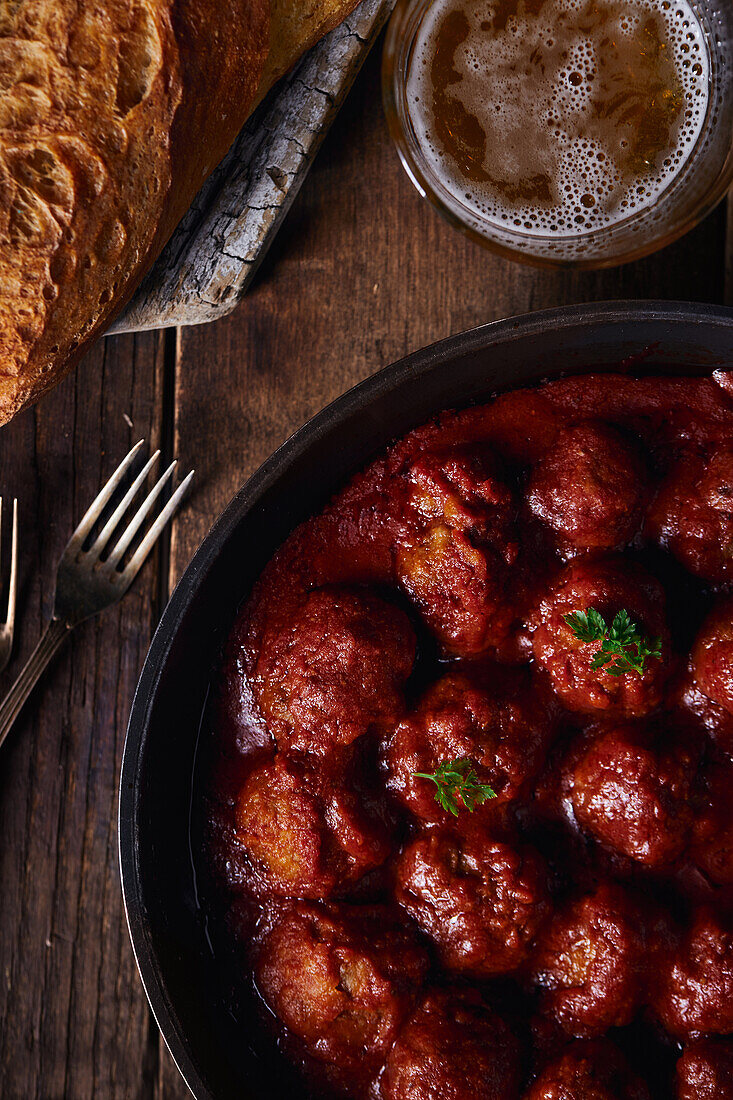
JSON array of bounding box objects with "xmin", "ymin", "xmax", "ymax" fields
[
  {"xmin": 690, "ymin": 758, "xmax": 733, "ymax": 888},
  {"xmin": 255, "ymin": 902, "xmax": 428, "ymax": 1073},
  {"xmin": 529, "ymin": 883, "xmax": 645, "ymax": 1037},
  {"xmin": 381, "ymin": 987, "xmax": 521, "ymax": 1100},
  {"xmin": 571, "ymin": 725, "xmax": 698, "ymax": 869},
  {"xmin": 395, "ymin": 448, "xmax": 517, "ymax": 656},
  {"xmin": 652, "ymin": 908, "xmax": 733, "ymax": 1038},
  {"xmin": 526, "ymin": 421, "xmax": 647, "ymax": 554},
  {"xmin": 235, "ymin": 753, "xmax": 390, "ymax": 898},
  {"xmin": 383, "ymin": 668, "xmax": 554, "ymax": 823},
  {"xmin": 647, "ymin": 444, "xmax": 733, "ymax": 584},
  {"xmin": 401, "ymin": 448, "xmax": 515, "ymax": 541},
  {"xmin": 395, "ymin": 828, "xmax": 550, "ymax": 977},
  {"xmin": 396, "ymin": 526, "xmax": 511, "ymax": 657},
  {"xmin": 524, "ymin": 1039, "xmax": 650, "ymax": 1100},
  {"xmin": 687, "ymin": 598, "xmax": 733, "ymax": 753},
  {"xmin": 676, "ymin": 1038, "xmax": 733, "ymax": 1099},
  {"xmin": 691, "ymin": 600, "xmax": 733, "ymax": 714},
  {"xmin": 252, "ymin": 586, "xmax": 415, "ymax": 755},
  {"xmin": 531, "ymin": 557, "xmax": 669, "ymax": 717}
]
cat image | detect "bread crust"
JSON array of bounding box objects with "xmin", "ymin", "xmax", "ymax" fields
[
  {"xmin": 254, "ymin": 0, "xmax": 361, "ymax": 106},
  {"xmin": 0, "ymin": 0, "xmax": 269, "ymax": 423}
]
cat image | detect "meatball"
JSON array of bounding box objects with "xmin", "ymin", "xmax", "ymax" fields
[
  {"xmin": 527, "ymin": 421, "xmax": 647, "ymax": 554},
  {"xmin": 571, "ymin": 725, "xmax": 698, "ymax": 869},
  {"xmin": 252, "ymin": 586, "xmax": 415, "ymax": 755},
  {"xmin": 690, "ymin": 758, "xmax": 733, "ymax": 887},
  {"xmin": 531, "ymin": 557, "xmax": 669, "ymax": 717},
  {"xmin": 524, "ymin": 1039, "xmax": 650, "ymax": 1100},
  {"xmin": 646, "ymin": 444, "xmax": 733, "ymax": 584},
  {"xmin": 676, "ymin": 1038, "xmax": 733, "ymax": 1100},
  {"xmin": 402, "ymin": 447, "xmax": 515, "ymax": 542},
  {"xmin": 381, "ymin": 987, "xmax": 521, "ymax": 1100},
  {"xmin": 529, "ymin": 883, "xmax": 645, "ymax": 1037},
  {"xmin": 653, "ymin": 908, "xmax": 733, "ymax": 1038},
  {"xmin": 396, "ymin": 524, "xmax": 513, "ymax": 657},
  {"xmin": 687, "ymin": 599, "xmax": 733, "ymax": 754},
  {"xmin": 383, "ymin": 668, "xmax": 554, "ymax": 823},
  {"xmin": 255, "ymin": 902, "xmax": 428, "ymax": 1072},
  {"xmin": 395, "ymin": 828, "xmax": 550, "ymax": 977},
  {"xmin": 691, "ymin": 600, "xmax": 733, "ymax": 715},
  {"xmin": 395, "ymin": 447, "xmax": 516, "ymax": 656},
  {"xmin": 234, "ymin": 753, "xmax": 390, "ymax": 898}
]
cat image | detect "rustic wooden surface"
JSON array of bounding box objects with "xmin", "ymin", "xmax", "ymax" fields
[{"xmin": 0, "ymin": 40, "xmax": 729, "ymax": 1100}]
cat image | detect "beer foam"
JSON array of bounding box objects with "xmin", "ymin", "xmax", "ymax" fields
[{"xmin": 407, "ymin": 0, "xmax": 711, "ymax": 238}]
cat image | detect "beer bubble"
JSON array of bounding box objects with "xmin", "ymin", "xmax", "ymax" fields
[{"xmin": 407, "ymin": 0, "xmax": 710, "ymax": 239}]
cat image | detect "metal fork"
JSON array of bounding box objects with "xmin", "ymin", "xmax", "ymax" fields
[
  {"xmin": 0, "ymin": 498, "xmax": 18, "ymax": 674},
  {"xmin": 0, "ymin": 441, "xmax": 193, "ymax": 752}
]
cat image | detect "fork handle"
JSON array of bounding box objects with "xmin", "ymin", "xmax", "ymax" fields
[{"xmin": 0, "ymin": 618, "xmax": 72, "ymax": 752}]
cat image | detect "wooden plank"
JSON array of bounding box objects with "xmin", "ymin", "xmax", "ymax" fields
[
  {"xmin": 0, "ymin": 331, "xmax": 169, "ymax": 1099},
  {"xmin": 169, "ymin": 40, "xmax": 728, "ymax": 588}
]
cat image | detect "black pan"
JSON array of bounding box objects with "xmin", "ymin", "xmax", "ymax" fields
[{"xmin": 119, "ymin": 300, "xmax": 733, "ymax": 1100}]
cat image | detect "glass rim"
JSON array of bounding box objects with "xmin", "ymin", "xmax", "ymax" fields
[{"xmin": 382, "ymin": 0, "xmax": 733, "ymax": 271}]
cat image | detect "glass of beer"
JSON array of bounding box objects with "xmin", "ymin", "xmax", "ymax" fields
[{"xmin": 383, "ymin": 0, "xmax": 733, "ymax": 268}]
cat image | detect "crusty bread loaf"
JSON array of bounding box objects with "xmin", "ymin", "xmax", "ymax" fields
[
  {"xmin": 0, "ymin": 0, "xmax": 269, "ymax": 424},
  {"xmin": 254, "ymin": 0, "xmax": 361, "ymax": 105}
]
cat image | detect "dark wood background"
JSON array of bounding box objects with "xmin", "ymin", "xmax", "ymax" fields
[{"xmin": 0, "ymin": 41, "xmax": 729, "ymax": 1100}]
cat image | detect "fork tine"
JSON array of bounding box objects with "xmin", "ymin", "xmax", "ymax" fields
[
  {"xmin": 106, "ymin": 460, "xmax": 178, "ymax": 569},
  {"xmin": 120, "ymin": 470, "xmax": 194, "ymax": 585},
  {"xmin": 65, "ymin": 439, "xmax": 145, "ymax": 554},
  {"xmin": 6, "ymin": 498, "xmax": 18, "ymax": 632},
  {"xmin": 89, "ymin": 450, "xmax": 161, "ymax": 559}
]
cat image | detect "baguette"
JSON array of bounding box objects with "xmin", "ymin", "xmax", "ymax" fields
[{"xmin": 0, "ymin": 0, "xmax": 269, "ymax": 424}]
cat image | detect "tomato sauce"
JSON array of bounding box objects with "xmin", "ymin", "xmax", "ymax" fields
[{"xmin": 199, "ymin": 373, "xmax": 733, "ymax": 1099}]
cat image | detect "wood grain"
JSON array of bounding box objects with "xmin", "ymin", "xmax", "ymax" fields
[
  {"xmin": 0, "ymin": 332, "xmax": 170, "ymax": 1100},
  {"xmin": 0, "ymin": 33, "xmax": 729, "ymax": 1100}
]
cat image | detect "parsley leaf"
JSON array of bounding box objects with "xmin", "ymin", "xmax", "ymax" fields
[
  {"xmin": 413, "ymin": 758, "xmax": 497, "ymax": 817},
  {"xmin": 563, "ymin": 607, "xmax": 606, "ymax": 643},
  {"xmin": 563, "ymin": 606, "xmax": 662, "ymax": 678}
]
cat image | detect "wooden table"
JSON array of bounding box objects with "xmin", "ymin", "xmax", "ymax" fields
[{"xmin": 0, "ymin": 42, "xmax": 729, "ymax": 1100}]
